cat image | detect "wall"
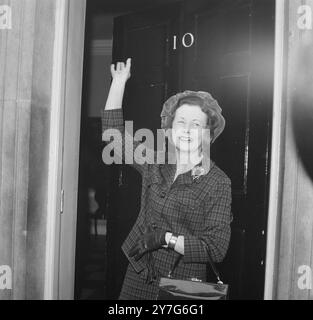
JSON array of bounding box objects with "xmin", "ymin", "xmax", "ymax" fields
[
  {"xmin": 0, "ymin": 0, "xmax": 57, "ymax": 300},
  {"xmin": 0, "ymin": 0, "xmax": 85, "ymax": 300},
  {"xmin": 269, "ymin": 0, "xmax": 313, "ymax": 300}
]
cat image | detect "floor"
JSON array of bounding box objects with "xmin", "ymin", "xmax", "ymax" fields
[{"xmin": 78, "ymin": 234, "xmax": 107, "ymax": 300}]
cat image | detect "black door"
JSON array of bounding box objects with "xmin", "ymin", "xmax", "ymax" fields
[
  {"xmin": 108, "ymin": 0, "xmax": 275, "ymax": 299},
  {"xmin": 107, "ymin": 3, "xmax": 182, "ymax": 299},
  {"xmin": 180, "ymin": 0, "xmax": 275, "ymax": 299}
]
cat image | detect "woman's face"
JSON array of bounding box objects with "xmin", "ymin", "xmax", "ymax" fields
[{"xmin": 171, "ymin": 104, "xmax": 208, "ymax": 154}]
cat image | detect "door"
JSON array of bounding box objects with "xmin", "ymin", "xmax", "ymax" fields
[
  {"xmin": 109, "ymin": 0, "xmax": 275, "ymax": 299},
  {"xmin": 107, "ymin": 3, "xmax": 182, "ymax": 299},
  {"xmin": 181, "ymin": 0, "xmax": 275, "ymax": 299}
]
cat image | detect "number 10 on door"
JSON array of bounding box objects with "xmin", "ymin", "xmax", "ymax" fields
[{"xmin": 173, "ymin": 33, "xmax": 195, "ymax": 50}]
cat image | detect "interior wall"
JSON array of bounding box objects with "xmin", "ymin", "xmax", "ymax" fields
[
  {"xmin": 84, "ymin": 14, "xmax": 114, "ymax": 118},
  {"xmin": 74, "ymin": 9, "xmax": 114, "ymax": 299},
  {"xmin": 87, "ymin": 39, "xmax": 113, "ymax": 117}
]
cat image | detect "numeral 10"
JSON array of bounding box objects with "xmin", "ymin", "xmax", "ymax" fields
[{"xmin": 173, "ymin": 33, "xmax": 195, "ymax": 50}]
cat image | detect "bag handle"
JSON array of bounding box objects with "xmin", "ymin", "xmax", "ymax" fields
[{"xmin": 168, "ymin": 249, "xmax": 224, "ymax": 285}]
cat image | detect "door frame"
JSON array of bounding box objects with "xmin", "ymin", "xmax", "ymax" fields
[
  {"xmin": 264, "ymin": 0, "xmax": 286, "ymax": 300},
  {"xmin": 47, "ymin": 0, "xmax": 286, "ymax": 300},
  {"xmin": 44, "ymin": 0, "xmax": 86, "ymax": 299},
  {"xmin": 44, "ymin": 0, "xmax": 68, "ymax": 300}
]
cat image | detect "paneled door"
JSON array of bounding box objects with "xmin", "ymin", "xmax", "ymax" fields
[
  {"xmin": 181, "ymin": 0, "xmax": 275, "ymax": 299},
  {"xmin": 109, "ymin": 0, "xmax": 275, "ymax": 299}
]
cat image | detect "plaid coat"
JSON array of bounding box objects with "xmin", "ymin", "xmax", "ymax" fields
[{"xmin": 102, "ymin": 109, "xmax": 233, "ymax": 299}]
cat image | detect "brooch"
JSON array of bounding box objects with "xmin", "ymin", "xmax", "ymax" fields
[{"xmin": 191, "ymin": 165, "xmax": 206, "ymax": 181}]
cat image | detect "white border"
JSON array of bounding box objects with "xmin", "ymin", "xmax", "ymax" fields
[{"xmin": 264, "ymin": 0, "xmax": 286, "ymax": 300}]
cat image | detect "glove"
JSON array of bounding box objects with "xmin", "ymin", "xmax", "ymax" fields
[
  {"xmin": 129, "ymin": 224, "xmax": 167, "ymax": 261},
  {"xmin": 146, "ymin": 252, "xmax": 157, "ymax": 284}
]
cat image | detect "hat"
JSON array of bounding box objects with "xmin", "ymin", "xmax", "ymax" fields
[{"xmin": 160, "ymin": 90, "xmax": 225, "ymax": 143}]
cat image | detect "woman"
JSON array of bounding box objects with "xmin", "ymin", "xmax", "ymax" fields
[{"xmin": 102, "ymin": 58, "xmax": 232, "ymax": 300}]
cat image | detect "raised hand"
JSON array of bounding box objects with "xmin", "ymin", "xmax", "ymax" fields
[
  {"xmin": 110, "ymin": 58, "xmax": 131, "ymax": 83},
  {"xmin": 105, "ymin": 58, "xmax": 131, "ymax": 110}
]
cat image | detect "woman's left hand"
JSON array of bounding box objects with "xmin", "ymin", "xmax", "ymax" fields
[{"xmin": 129, "ymin": 224, "xmax": 167, "ymax": 261}]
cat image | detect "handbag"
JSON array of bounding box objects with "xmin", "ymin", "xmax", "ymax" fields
[{"xmin": 157, "ymin": 252, "xmax": 229, "ymax": 300}]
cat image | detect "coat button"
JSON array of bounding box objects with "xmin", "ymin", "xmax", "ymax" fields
[{"xmin": 160, "ymin": 191, "xmax": 166, "ymax": 198}]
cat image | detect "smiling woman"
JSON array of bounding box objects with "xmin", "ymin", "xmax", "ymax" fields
[
  {"xmin": 161, "ymin": 91, "xmax": 225, "ymax": 178},
  {"xmin": 102, "ymin": 58, "xmax": 232, "ymax": 300}
]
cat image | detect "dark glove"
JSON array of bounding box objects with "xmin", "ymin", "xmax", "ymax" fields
[{"xmin": 129, "ymin": 224, "xmax": 167, "ymax": 261}]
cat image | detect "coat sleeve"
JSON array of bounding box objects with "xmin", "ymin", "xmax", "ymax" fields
[
  {"xmin": 183, "ymin": 178, "xmax": 233, "ymax": 263},
  {"xmin": 101, "ymin": 108, "xmax": 149, "ymax": 176}
]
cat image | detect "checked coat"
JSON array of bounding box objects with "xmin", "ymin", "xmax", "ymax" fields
[{"xmin": 102, "ymin": 109, "xmax": 233, "ymax": 300}]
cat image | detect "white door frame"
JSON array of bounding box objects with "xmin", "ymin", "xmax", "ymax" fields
[
  {"xmin": 264, "ymin": 0, "xmax": 286, "ymax": 300},
  {"xmin": 44, "ymin": 0, "xmax": 86, "ymax": 300}
]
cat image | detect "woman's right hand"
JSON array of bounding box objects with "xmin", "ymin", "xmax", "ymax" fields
[
  {"xmin": 104, "ymin": 58, "xmax": 131, "ymax": 110},
  {"xmin": 110, "ymin": 58, "xmax": 131, "ymax": 83}
]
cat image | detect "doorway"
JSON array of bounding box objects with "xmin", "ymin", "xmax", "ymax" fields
[
  {"xmin": 74, "ymin": 0, "xmax": 181, "ymax": 300},
  {"xmin": 74, "ymin": 0, "xmax": 275, "ymax": 300}
]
